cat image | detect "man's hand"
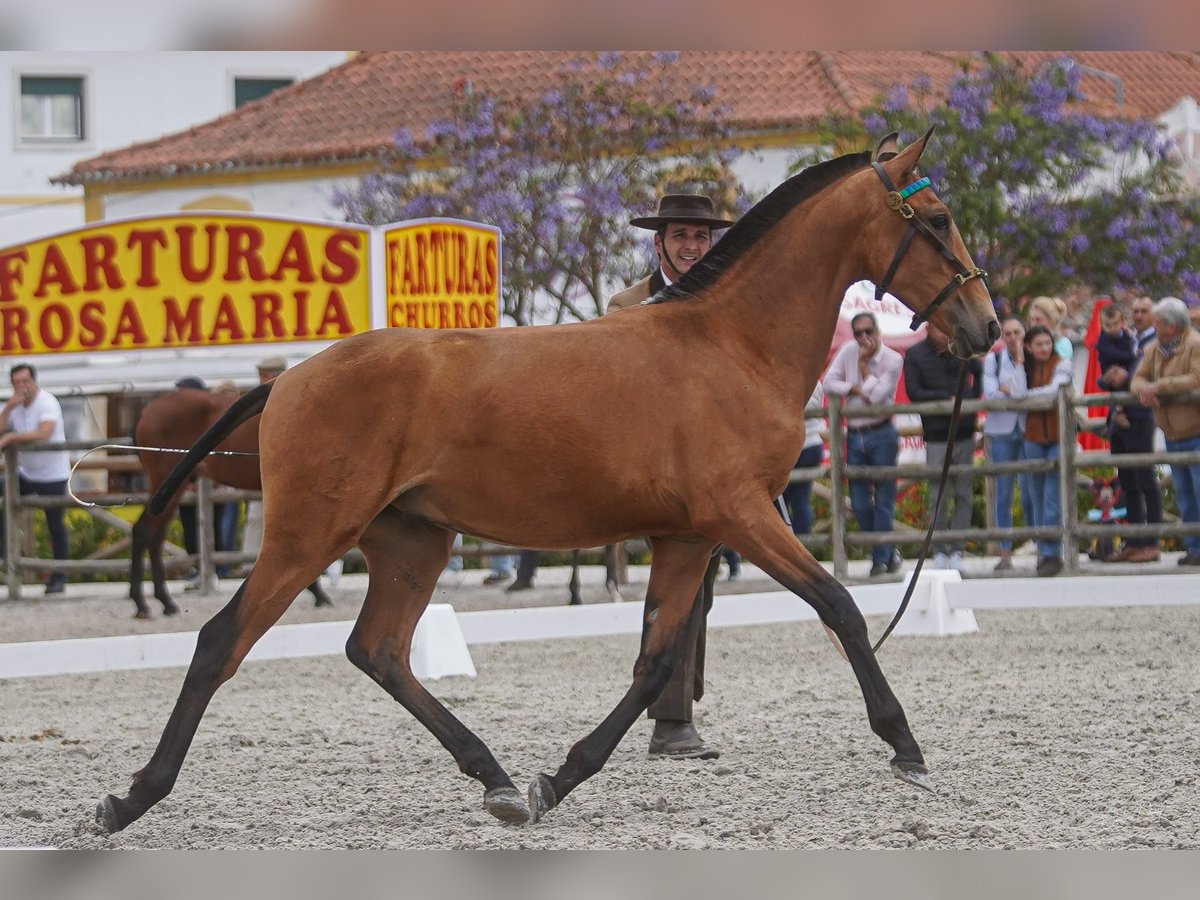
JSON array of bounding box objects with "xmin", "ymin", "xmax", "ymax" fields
[
  {"xmin": 1136, "ymin": 383, "xmax": 1160, "ymax": 409},
  {"xmin": 1103, "ymin": 365, "xmax": 1129, "ymax": 389},
  {"xmin": 857, "ymin": 357, "xmax": 870, "ymax": 382}
]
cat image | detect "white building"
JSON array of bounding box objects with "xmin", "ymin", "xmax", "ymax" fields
[{"xmin": 0, "ymin": 51, "xmax": 347, "ymax": 248}]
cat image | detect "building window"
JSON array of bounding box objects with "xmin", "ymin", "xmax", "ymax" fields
[
  {"xmin": 19, "ymin": 75, "xmax": 85, "ymax": 141},
  {"xmin": 233, "ymin": 77, "xmax": 294, "ymax": 109}
]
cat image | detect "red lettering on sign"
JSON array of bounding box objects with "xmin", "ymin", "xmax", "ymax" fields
[
  {"xmin": 321, "ymin": 232, "xmax": 361, "ymax": 285},
  {"xmin": 316, "ymin": 289, "xmax": 352, "ymax": 336},
  {"xmin": 177, "ymin": 224, "xmax": 220, "ymax": 283},
  {"xmin": 163, "ymin": 296, "xmax": 204, "ymax": 344},
  {"xmin": 485, "ymin": 236, "xmax": 497, "ymax": 294},
  {"xmin": 483, "ymin": 302, "xmax": 497, "ymax": 327},
  {"xmin": 1, "ymin": 305, "xmax": 31, "ymax": 351},
  {"xmin": 78, "ymin": 301, "xmax": 105, "ymax": 348},
  {"xmin": 292, "ymin": 289, "xmax": 310, "ymax": 338},
  {"xmin": 271, "ymin": 230, "xmax": 317, "ymax": 283},
  {"xmin": 405, "ymin": 304, "xmax": 418, "ymax": 327},
  {"xmin": 252, "ymin": 291, "xmax": 286, "ymax": 339},
  {"xmin": 224, "ymin": 225, "xmax": 268, "ymax": 282},
  {"xmin": 33, "ymin": 244, "xmax": 80, "ymax": 298},
  {"xmin": 111, "ymin": 301, "xmax": 148, "ymax": 347},
  {"xmin": 208, "ymin": 294, "xmax": 246, "ymax": 341},
  {"xmin": 467, "ymin": 303, "xmax": 482, "ymax": 328},
  {"xmin": 37, "ymin": 303, "xmax": 72, "ymax": 350},
  {"xmin": 127, "ymin": 229, "xmax": 169, "ymax": 288},
  {"xmin": 0, "ymin": 249, "xmax": 29, "ymax": 303},
  {"xmin": 80, "ymin": 234, "xmax": 124, "ymax": 292},
  {"xmin": 452, "ymin": 302, "xmax": 465, "ymax": 328}
]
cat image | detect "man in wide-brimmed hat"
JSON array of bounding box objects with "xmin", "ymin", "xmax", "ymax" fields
[
  {"xmin": 606, "ymin": 193, "xmax": 735, "ymax": 313},
  {"xmin": 604, "ymin": 193, "xmax": 735, "ymax": 760}
]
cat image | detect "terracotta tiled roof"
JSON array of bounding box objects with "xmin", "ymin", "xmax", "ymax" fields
[{"xmin": 56, "ymin": 50, "xmax": 1200, "ymax": 187}]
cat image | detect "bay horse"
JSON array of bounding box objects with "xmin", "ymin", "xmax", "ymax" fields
[
  {"xmin": 129, "ymin": 387, "xmax": 333, "ymax": 619},
  {"xmin": 96, "ymin": 131, "xmax": 998, "ymax": 833}
]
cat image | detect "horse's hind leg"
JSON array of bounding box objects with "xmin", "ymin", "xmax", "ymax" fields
[
  {"xmin": 130, "ymin": 494, "xmax": 181, "ymax": 618},
  {"xmin": 528, "ymin": 537, "xmax": 714, "ymax": 823},
  {"xmin": 729, "ymin": 505, "xmax": 929, "ymax": 789},
  {"xmin": 568, "ymin": 550, "xmax": 582, "ymax": 605},
  {"xmin": 96, "ymin": 537, "xmax": 336, "ymax": 832},
  {"xmin": 345, "ymin": 507, "xmax": 527, "ymax": 824}
]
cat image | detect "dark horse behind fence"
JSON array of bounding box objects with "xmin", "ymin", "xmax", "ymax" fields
[
  {"xmin": 97, "ymin": 131, "xmax": 998, "ymax": 833},
  {"xmin": 129, "ymin": 388, "xmax": 333, "ymax": 619}
]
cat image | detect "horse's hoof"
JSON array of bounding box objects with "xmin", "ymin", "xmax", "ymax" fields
[
  {"xmin": 890, "ymin": 761, "xmax": 934, "ymax": 792},
  {"xmin": 133, "ymin": 609, "xmax": 152, "ymax": 620},
  {"xmin": 314, "ymin": 597, "xmax": 333, "ymax": 608},
  {"xmin": 484, "ymin": 787, "xmax": 530, "ymax": 824},
  {"xmin": 527, "ymin": 774, "xmax": 557, "ymax": 825},
  {"xmin": 161, "ymin": 603, "xmax": 180, "ymax": 617},
  {"xmin": 95, "ymin": 795, "xmax": 121, "ymax": 833}
]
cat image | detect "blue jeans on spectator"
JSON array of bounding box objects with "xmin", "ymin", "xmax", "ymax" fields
[
  {"xmin": 1022, "ymin": 439, "xmax": 1061, "ymax": 559},
  {"xmin": 445, "ymin": 533, "xmax": 464, "ymax": 572},
  {"xmin": 1166, "ymin": 433, "xmax": 1200, "ymax": 557},
  {"xmin": 987, "ymin": 429, "xmax": 1024, "ymax": 551},
  {"xmin": 0, "ymin": 476, "xmax": 70, "ymax": 567},
  {"xmin": 847, "ymin": 421, "xmax": 898, "ymax": 569},
  {"xmin": 781, "ymin": 443, "xmax": 823, "ymax": 535},
  {"xmin": 488, "ymin": 554, "xmax": 516, "ymax": 577}
]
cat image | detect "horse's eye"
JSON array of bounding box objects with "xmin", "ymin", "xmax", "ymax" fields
[{"xmin": 930, "ymin": 214, "xmax": 950, "ymax": 231}]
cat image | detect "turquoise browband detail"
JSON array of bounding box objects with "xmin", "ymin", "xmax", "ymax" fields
[{"xmin": 898, "ymin": 177, "xmax": 931, "ymax": 200}]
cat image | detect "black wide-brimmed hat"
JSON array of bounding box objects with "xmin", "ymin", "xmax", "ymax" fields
[{"xmin": 629, "ymin": 194, "xmax": 735, "ymax": 230}]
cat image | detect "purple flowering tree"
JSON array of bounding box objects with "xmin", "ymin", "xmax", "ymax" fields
[
  {"xmin": 793, "ymin": 53, "xmax": 1200, "ymax": 308},
  {"xmin": 335, "ymin": 51, "xmax": 746, "ymax": 324}
]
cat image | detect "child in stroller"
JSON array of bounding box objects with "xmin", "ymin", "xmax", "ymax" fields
[{"xmin": 1086, "ymin": 476, "xmax": 1127, "ymax": 560}]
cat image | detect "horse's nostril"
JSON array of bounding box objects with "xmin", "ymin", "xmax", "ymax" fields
[{"xmin": 987, "ymin": 319, "xmax": 1001, "ymax": 343}]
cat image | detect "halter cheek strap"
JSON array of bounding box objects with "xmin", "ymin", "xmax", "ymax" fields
[{"xmin": 870, "ymin": 162, "xmax": 988, "ymax": 330}]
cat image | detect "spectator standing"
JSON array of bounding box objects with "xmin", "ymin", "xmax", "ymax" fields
[
  {"xmin": 1098, "ymin": 299, "xmax": 1162, "ymax": 562},
  {"xmin": 902, "ymin": 322, "xmax": 983, "ymax": 572},
  {"xmin": 1131, "ymin": 297, "xmax": 1200, "ymax": 566},
  {"xmin": 823, "ymin": 312, "xmax": 904, "ymax": 577},
  {"xmin": 982, "ymin": 316, "xmax": 1027, "ymax": 571},
  {"xmin": 0, "ymin": 363, "xmax": 71, "ymax": 594},
  {"xmin": 780, "ymin": 382, "xmax": 825, "ymax": 537},
  {"xmin": 1009, "ymin": 325, "xmax": 1074, "ymax": 577},
  {"xmin": 1027, "ymin": 295, "xmax": 1075, "ymax": 362}
]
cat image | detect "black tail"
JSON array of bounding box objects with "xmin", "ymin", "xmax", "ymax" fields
[{"xmin": 148, "ymin": 382, "xmax": 273, "ymax": 515}]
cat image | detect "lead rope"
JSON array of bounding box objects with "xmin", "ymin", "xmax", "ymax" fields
[
  {"xmin": 67, "ymin": 443, "xmax": 259, "ymax": 508},
  {"xmin": 872, "ymin": 362, "xmax": 969, "ymax": 652}
]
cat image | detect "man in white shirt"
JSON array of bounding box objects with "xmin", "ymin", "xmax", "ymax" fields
[
  {"xmin": 823, "ymin": 312, "xmax": 905, "ymax": 577},
  {"xmin": 1, "ymin": 364, "xmax": 71, "ymax": 594}
]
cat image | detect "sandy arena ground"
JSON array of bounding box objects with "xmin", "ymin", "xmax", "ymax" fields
[{"xmin": 2, "ymin": 563, "xmax": 1198, "ymax": 849}]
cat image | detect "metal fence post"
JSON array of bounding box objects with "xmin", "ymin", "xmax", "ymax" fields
[
  {"xmin": 4, "ymin": 446, "xmax": 21, "ymax": 601},
  {"xmin": 1058, "ymin": 385, "xmax": 1081, "ymax": 575},
  {"xmin": 827, "ymin": 393, "xmax": 849, "ymax": 580}
]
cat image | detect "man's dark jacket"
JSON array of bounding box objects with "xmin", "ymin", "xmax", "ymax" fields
[{"xmin": 902, "ymin": 338, "xmax": 984, "ymax": 442}]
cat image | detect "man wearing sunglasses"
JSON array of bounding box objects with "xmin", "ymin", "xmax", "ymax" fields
[{"xmin": 823, "ymin": 312, "xmax": 904, "ymax": 577}]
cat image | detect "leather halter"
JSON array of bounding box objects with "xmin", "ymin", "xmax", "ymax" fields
[{"xmin": 871, "ymin": 161, "xmax": 988, "ymax": 331}]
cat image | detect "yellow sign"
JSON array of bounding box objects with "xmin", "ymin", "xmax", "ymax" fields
[
  {"xmin": 384, "ymin": 219, "xmax": 500, "ymax": 329},
  {"xmin": 0, "ymin": 214, "xmax": 371, "ymax": 354}
]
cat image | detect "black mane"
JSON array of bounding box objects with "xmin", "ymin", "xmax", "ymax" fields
[{"xmin": 649, "ymin": 150, "xmax": 873, "ymax": 304}]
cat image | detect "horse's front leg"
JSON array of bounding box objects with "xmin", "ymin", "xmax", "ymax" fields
[
  {"xmin": 528, "ymin": 537, "xmax": 715, "ymax": 823},
  {"xmin": 724, "ymin": 503, "xmax": 929, "ymax": 789}
]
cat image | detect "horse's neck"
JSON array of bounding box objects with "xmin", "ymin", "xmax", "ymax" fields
[{"xmin": 698, "ymin": 198, "xmax": 866, "ymax": 397}]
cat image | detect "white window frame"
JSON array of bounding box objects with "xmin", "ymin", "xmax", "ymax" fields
[{"xmin": 15, "ymin": 71, "xmax": 90, "ymax": 146}]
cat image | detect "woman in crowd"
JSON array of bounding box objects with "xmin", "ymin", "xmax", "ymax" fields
[
  {"xmin": 1008, "ymin": 324, "xmax": 1075, "ymax": 577},
  {"xmin": 982, "ymin": 315, "xmax": 1026, "ymax": 571},
  {"xmin": 1026, "ymin": 295, "xmax": 1075, "ymax": 362}
]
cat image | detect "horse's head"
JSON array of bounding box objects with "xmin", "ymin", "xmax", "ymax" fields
[{"xmin": 863, "ymin": 129, "xmax": 1000, "ymax": 359}]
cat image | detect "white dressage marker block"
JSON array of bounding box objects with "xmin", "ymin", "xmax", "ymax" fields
[
  {"xmin": 891, "ymin": 569, "xmax": 978, "ymax": 638},
  {"xmin": 410, "ymin": 603, "xmax": 476, "ymax": 679}
]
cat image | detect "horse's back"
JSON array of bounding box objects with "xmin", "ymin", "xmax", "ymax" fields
[{"xmin": 136, "ymin": 389, "xmax": 262, "ymax": 490}]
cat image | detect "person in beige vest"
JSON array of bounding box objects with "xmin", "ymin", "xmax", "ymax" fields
[{"xmin": 606, "ymin": 193, "xmax": 734, "ymax": 759}]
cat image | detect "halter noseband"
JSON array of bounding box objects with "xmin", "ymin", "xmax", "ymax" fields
[{"xmin": 870, "ymin": 161, "xmax": 988, "ymax": 331}]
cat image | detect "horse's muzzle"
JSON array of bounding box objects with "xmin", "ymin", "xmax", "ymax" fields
[{"xmin": 951, "ymin": 319, "xmax": 1001, "ymax": 359}]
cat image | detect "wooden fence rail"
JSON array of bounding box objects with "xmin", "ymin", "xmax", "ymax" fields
[{"xmin": 3, "ymin": 386, "xmax": 1200, "ymax": 597}]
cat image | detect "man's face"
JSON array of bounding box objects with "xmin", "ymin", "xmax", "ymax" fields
[
  {"xmin": 1001, "ymin": 319, "xmax": 1025, "ymax": 353},
  {"xmin": 655, "ymin": 222, "xmax": 712, "ymax": 276},
  {"xmin": 852, "ymin": 317, "xmax": 880, "ymax": 357},
  {"xmin": 10, "ymin": 369, "xmax": 36, "ymax": 404},
  {"xmin": 1131, "ymin": 298, "xmax": 1154, "ymax": 331},
  {"xmin": 1153, "ymin": 315, "xmax": 1181, "ymax": 343},
  {"xmin": 257, "ymin": 369, "xmax": 282, "ymax": 385}
]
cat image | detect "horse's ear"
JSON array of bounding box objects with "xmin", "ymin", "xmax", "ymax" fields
[
  {"xmin": 912, "ymin": 125, "xmax": 936, "ymax": 166},
  {"xmin": 886, "ymin": 125, "xmax": 937, "ymax": 177},
  {"xmin": 873, "ymin": 131, "xmax": 900, "ymax": 162}
]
